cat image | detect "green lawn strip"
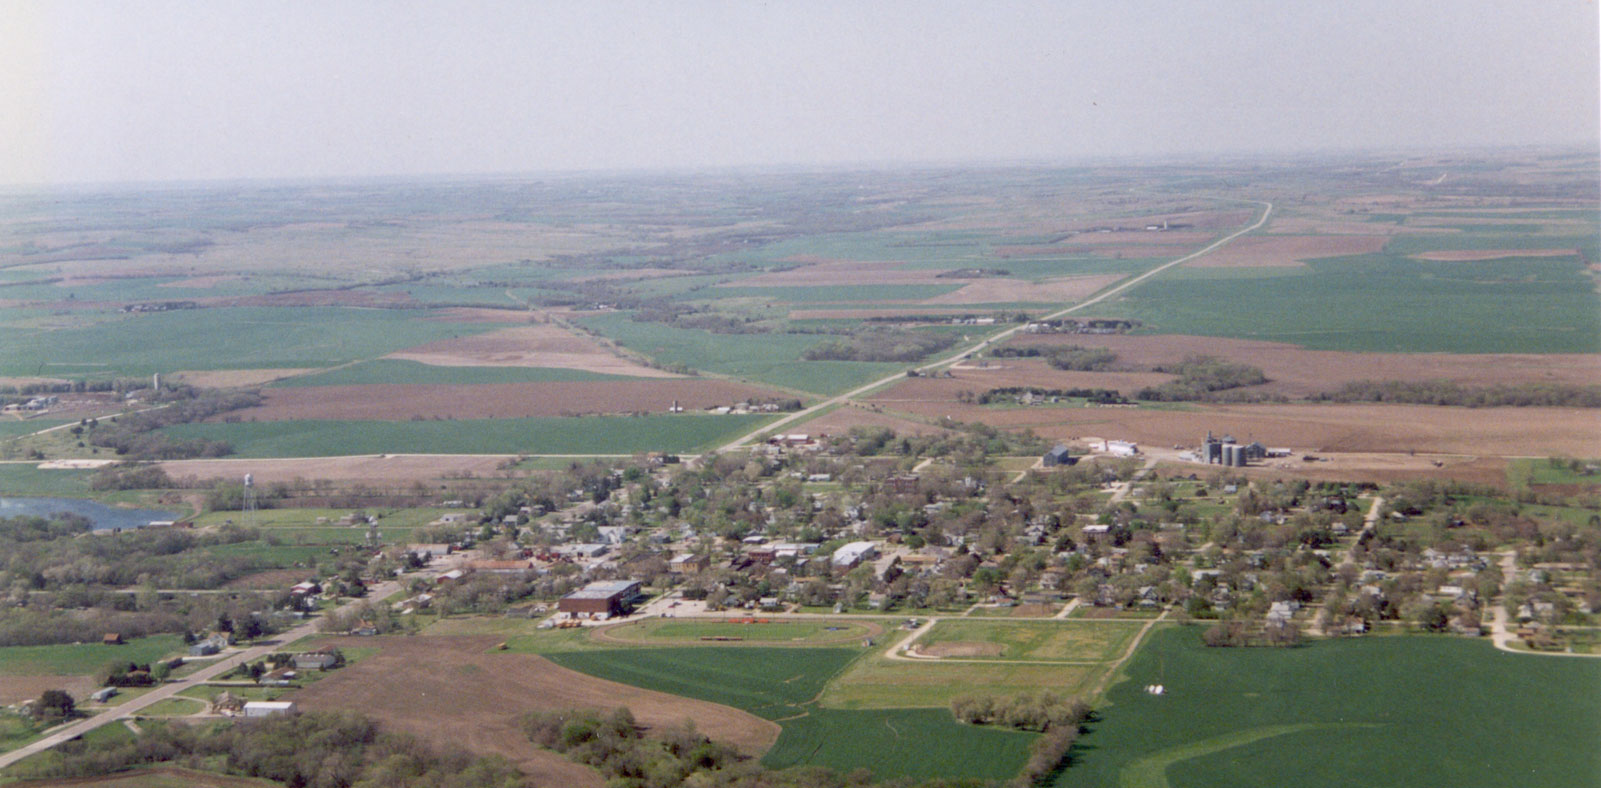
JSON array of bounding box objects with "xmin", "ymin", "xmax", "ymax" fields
[
  {"xmin": 1054, "ymin": 628, "xmax": 1601, "ymax": 788},
  {"xmin": 0, "ymin": 714, "xmax": 50, "ymax": 755},
  {"xmin": 821, "ymin": 651, "xmax": 1103, "ymax": 709},
  {"xmin": 160, "ymin": 413, "xmax": 776, "ymax": 457},
  {"xmin": 0, "ymin": 635, "xmax": 184, "ymax": 676},
  {"xmin": 270, "ymin": 359, "xmax": 639, "ymax": 387},
  {"xmin": 135, "ymin": 698, "xmax": 206, "ymax": 717}
]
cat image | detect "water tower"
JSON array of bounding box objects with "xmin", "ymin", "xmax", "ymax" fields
[{"xmin": 242, "ymin": 473, "xmax": 257, "ymax": 527}]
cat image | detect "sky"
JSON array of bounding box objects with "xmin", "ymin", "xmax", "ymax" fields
[{"xmin": 2, "ymin": 0, "xmax": 1598, "ymax": 185}]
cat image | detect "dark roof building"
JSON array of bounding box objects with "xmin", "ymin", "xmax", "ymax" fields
[
  {"xmin": 1043, "ymin": 445, "xmax": 1076, "ymax": 466},
  {"xmin": 558, "ymin": 579, "xmax": 642, "ymax": 618}
]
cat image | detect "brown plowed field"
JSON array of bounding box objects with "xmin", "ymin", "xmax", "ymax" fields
[
  {"xmin": 1263, "ymin": 217, "xmax": 1450, "ymax": 236},
  {"xmin": 173, "ymin": 368, "xmax": 321, "ymax": 388},
  {"xmin": 7, "ymin": 767, "xmax": 285, "ymax": 787},
  {"xmin": 0, "ymin": 674, "xmax": 95, "ymax": 705},
  {"xmin": 1003, "ymin": 334, "xmax": 1601, "ymax": 397},
  {"xmin": 797, "ymin": 404, "xmax": 952, "ymax": 437},
  {"xmin": 920, "ymin": 274, "xmax": 1125, "ymax": 304},
  {"xmin": 1412, "ymin": 248, "xmax": 1580, "ymax": 261},
  {"xmin": 218, "ymin": 379, "xmax": 788, "ymax": 421},
  {"xmin": 873, "ymin": 395, "xmax": 1600, "ymax": 457},
  {"xmin": 159, "ymin": 454, "xmax": 518, "ymax": 485},
  {"xmin": 387, "ymin": 324, "xmax": 677, "ymax": 377},
  {"xmin": 294, "ymin": 636, "xmax": 779, "ymax": 786},
  {"xmin": 1182, "ymin": 234, "xmax": 1386, "ymax": 268}
]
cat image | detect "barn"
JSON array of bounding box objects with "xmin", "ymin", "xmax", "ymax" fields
[{"xmin": 558, "ymin": 579, "xmax": 642, "ymax": 618}]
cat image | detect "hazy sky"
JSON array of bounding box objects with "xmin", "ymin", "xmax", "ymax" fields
[{"xmin": 3, "ymin": 0, "xmax": 1597, "ymax": 185}]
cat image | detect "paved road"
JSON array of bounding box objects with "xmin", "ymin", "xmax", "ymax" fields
[
  {"xmin": 715, "ymin": 198, "xmax": 1274, "ymax": 454},
  {"xmin": 0, "ymin": 580, "xmax": 400, "ymax": 771}
]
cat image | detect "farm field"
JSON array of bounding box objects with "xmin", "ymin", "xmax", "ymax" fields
[
  {"xmin": 218, "ymin": 379, "xmax": 796, "ymax": 421},
  {"xmin": 0, "ymin": 636, "xmax": 183, "ymax": 677},
  {"xmin": 0, "ymin": 308, "xmax": 505, "ymax": 379},
  {"xmin": 268, "ymin": 359, "xmax": 638, "ymax": 386},
  {"xmin": 1054, "ymin": 629, "xmax": 1601, "ymax": 788},
  {"xmin": 1087, "ymin": 248, "xmax": 1600, "ymax": 354},
  {"xmin": 870, "ymin": 390, "xmax": 1601, "ymax": 459},
  {"xmin": 161, "ymin": 413, "xmax": 775, "ymax": 457},
  {"xmin": 157, "ymin": 454, "xmax": 519, "ymax": 485},
  {"xmin": 576, "ymin": 311, "xmax": 905, "ymax": 395}
]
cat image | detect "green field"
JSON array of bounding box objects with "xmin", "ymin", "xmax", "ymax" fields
[
  {"xmin": 598, "ymin": 619, "xmax": 876, "ymax": 645},
  {"xmin": 0, "ymin": 635, "xmax": 184, "ymax": 676},
  {"xmin": 1092, "ymin": 252, "xmax": 1601, "ymax": 353},
  {"xmin": 1506, "ymin": 458, "xmax": 1601, "ymax": 488},
  {"xmin": 0, "ymin": 420, "xmax": 70, "ymax": 440},
  {"xmin": 136, "ymin": 698, "xmax": 206, "ymax": 717},
  {"xmin": 0, "ymin": 465, "xmax": 93, "ymax": 496},
  {"xmin": 918, "ymin": 619, "xmax": 1143, "ymax": 662},
  {"xmin": 1054, "ymin": 629, "xmax": 1601, "ymax": 788},
  {"xmin": 0, "ymin": 307, "xmax": 503, "ymax": 378},
  {"xmin": 161, "ymin": 413, "xmax": 774, "ymax": 456},
  {"xmin": 270, "ymin": 359, "xmax": 638, "ymax": 387},
  {"xmin": 576, "ymin": 312, "xmax": 905, "ymax": 395},
  {"xmin": 548, "ymin": 646, "xmax": 1034, "ymax": 781},
  {"xmin": 697, "ymin": 284, "xmax": 964, "ymax": 303}
]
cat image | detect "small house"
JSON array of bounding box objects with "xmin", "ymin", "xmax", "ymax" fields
[
  {"xmin": 293, "ymin": 650, "xmax": 340, "ymax": 671},
  {"xmin": 1042, "ymin": 445, "xmax": 1076, "ymax": 467},
  {"xmin": 102, "ymin": 633, "xmax": 124, "ymax": 645}
]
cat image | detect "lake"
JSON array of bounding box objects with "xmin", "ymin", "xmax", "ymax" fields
[{"xmin": 0, "ymin": 497, "xmax": 179, "ymax": 531}]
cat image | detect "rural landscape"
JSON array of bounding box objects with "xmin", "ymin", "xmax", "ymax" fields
[{"xmin": 0, "ymin": 147, "xmax": 1597, "ymax": 788}]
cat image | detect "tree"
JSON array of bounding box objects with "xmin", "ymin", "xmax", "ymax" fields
[{"xmin": 33, "ymin": 689, "xmax": 76, "ymax": 720}]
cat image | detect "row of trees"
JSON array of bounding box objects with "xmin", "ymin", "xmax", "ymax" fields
[
  {"xmin": 1314, "ymin": 379, "xmax": 1601, "ymax": 408},
  {"xmin": 7, "ymin": 711, "xmax": 525, "ymax": 788},
  {"xmin": 1136, "ymin": 355, "xmax": 1268, "ymax": 401},
  {"xmin": 803, "ymin": 328, "xmax": 960, "ymax": 362}
]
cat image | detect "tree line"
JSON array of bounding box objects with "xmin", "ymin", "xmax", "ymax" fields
[{"xmin": 1313, "ymin": 379, "xmax": 1601, "ymax": 408}]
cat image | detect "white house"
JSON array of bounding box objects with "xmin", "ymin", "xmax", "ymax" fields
[{"xmin": 243, "ymin": 701, "xmax": 296, "ymax": 718}]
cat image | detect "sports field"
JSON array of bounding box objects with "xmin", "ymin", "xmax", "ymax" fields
[
  {"xmin": 915, "ymin": 619, "xmax": 1143, "ymax": 662},
  {"xmin": 1054, "ymin": 628, "xmax": 1601, "ymax": 788}
]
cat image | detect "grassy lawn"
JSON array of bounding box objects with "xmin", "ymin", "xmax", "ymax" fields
[
  {"xmin": 161, "ymin": 413, "xmax": 775, "ymax": 457},
  {"xmin": 547, "ymin": 647, "xmax": 856, "ymax": 720},
  {"xmin": 1054, "ymin": 628, "xmax": 1601, "ymax": 788},
  {"xmin": 136, "ymin": 698, "xmax": 206, "ymax": 717},
  {"xmin": 0, "ymin": 635, "xmax": 184, "ymax": 676},
  {"xmin": 597, "ymin": 618, "xmax": 874, "ymax": 646},
  {"xmin": 917, "ymin": 620, "xmax": 1142, "ymax": 662},
  {"xmin": 1507, "ymin": 458, "xmax": 1601, "ymax": 488},
  {"xmin": 0, "ymin": 713, "xmax": 49, "ymax": 755}
]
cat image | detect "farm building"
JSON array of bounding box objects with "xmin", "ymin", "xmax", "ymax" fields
[
  {"xmin": 293, "ymin": 650, "xmax": 340, "ymax": 670},
  {"xmin": 558, "ymin": 579, "xmax": 643, "ymax": 618},
  {"xmin": 90, "ymin": 687, "xmax": 118, "ymax": 703},
  {"xmin": 189, "ymin": 634, "xmax": 229, "ymax": 657},
  {"xmin": 832, "ymin": 541, "xmax": 879, "ymax": 569},
  {"xmin": 243, "ymin": 701, "xmax": 296, "ymax": 718},
  {"xmin": 1042, "ymin": 445, "xmax": 1076, "ymax": 466}
]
